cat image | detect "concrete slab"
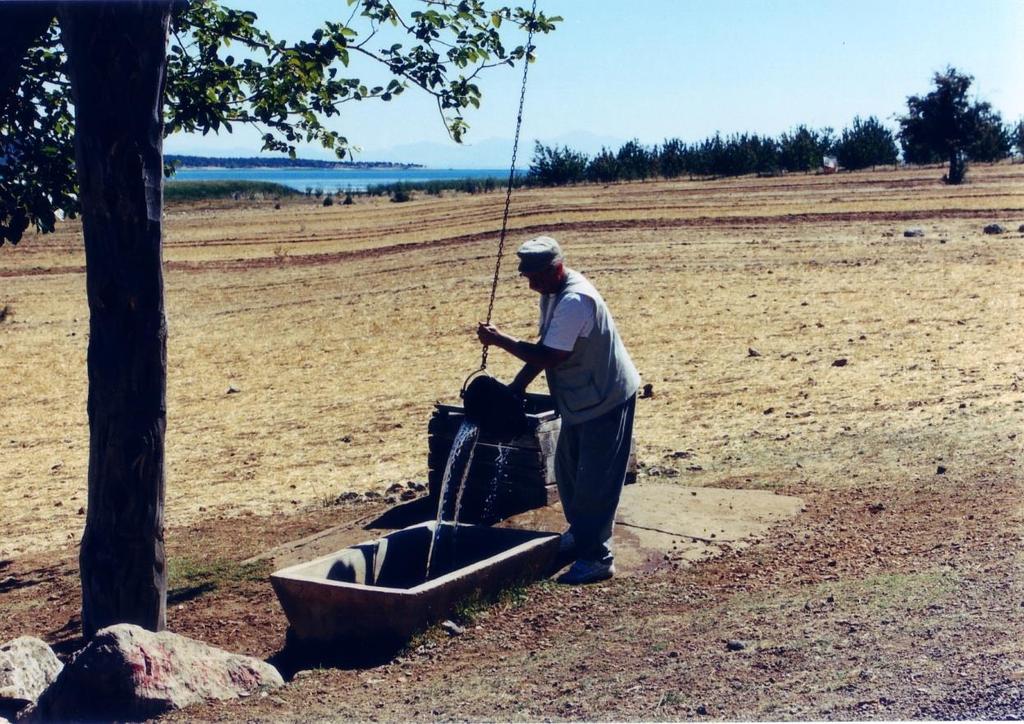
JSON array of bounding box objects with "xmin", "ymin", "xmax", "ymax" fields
[
  {"xmin": 500, "ymin": 482, "xmax": 804, "ymax": 577},
  {"xmin": 612, "ymin": 483, "xmax": 804, "ymax": 576},
  {"xmin": 619, "ymin": 483, "xmax": 805, "ymax": 542}
]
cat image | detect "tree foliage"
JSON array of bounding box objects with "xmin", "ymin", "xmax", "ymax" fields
[
  {"xmin": 657, "ymin": 137, "xmax": 689, "ymax": 178},
  {"xmin": 834, "ymin": 116, "xmax": 898, "ymax": 170},
  {"xmin": 0, "ymin": 0, "xmax": 559, "ymax": 244},
  {"xmin": 615, "ymin": 139, "xmax": 658, "ymax": 180},
  {"xmin": 528, "ymin": 127, "xmax": 832, "ymax": 185},
  {"xmin": 0, "ymin": 19, "xmax": 76, "ymax": 242},
  {"xmin": 1014, "ymin": 118, "xmax": 1024, "ymax": 159},
  {"xmin": 897, "ymin": 66, "xmax": 1002, "ymax": 184},
  {"xmin": 526, "ymin": 141, "xmax": 587, "ymax": 185},
  {"xmin": 778, "ymin": 125, "xmax": 834, "ymax": 173},
  {"xmin": 966, "ymin": 110, "xmax": 1012, "ymax": 162},
  {"xmin": 1007, "ymin": 118, "xmax": 1024, "ymax": 159}
]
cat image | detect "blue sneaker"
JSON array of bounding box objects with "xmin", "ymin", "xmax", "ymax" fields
[
  {"xmin": 558, "ymin": 531, "xmax": 576, "ymax": 555},
  {"xmin": 558, "ymin": 558, "xmax": 614, "ymax": 585}
]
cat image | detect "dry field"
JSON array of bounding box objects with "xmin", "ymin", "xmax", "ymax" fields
[{"xmin": 1, "ymin": 163, "xmax": 1024, "ymax": 719}]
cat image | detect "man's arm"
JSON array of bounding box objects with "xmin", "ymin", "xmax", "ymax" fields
[
  {"xmin": 477, "ymin": 323, "xmax": 572, "ymax": 370},
  {"xmin": 510, "ymin": 363, "xmax": 543, "ymax": 393}
]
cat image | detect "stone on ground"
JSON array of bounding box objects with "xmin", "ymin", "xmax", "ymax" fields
[
  {"xmin": 0, "ymin": 637, "xmax": 62, "ymax": 720},
  {"xmin": 28, "ymin": 624, "xmax": 282, "ymax": 721}
]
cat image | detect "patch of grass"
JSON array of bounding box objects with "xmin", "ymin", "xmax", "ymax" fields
[
  {"xmin": 409, "ymin": 573, "xmax": 544, "ymax": 639},
  {"xmin": 661, "ymin": 568, "xmax": 963, "ymax": 658},
  {"xmin": 167, "ymin": 556, "xmax": 271, "ymax": 603},
  {"xmin": 164, "ymin": 180, "xmax": 300, "ymax": 202},
  {"xmin": 722, "ymin": 569, "xmax": 959, "ymax": 619},
  {"xmin": 659, "ymin": 690, "xmax": 686, "ymax": 708},
  {"xmin": 826, "ymin": 570, "xmax": 959, "ymax": 609}
]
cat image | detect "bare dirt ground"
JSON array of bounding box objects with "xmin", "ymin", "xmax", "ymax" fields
[{"xmin": 1, "ymin": 163, "xmax": 1023, "ymax": 720}]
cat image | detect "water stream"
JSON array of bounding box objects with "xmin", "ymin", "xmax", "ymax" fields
[
  {"xmin": 425, "ymin": 419, "xmax": 480, "ymax": 579},
  {"xmin": 450, "ymin": 439, "xmax": 510, "ymax": 550},
  {"xmin": 478, "ymin": 442, "xmax": 510, "ymax": 525}
]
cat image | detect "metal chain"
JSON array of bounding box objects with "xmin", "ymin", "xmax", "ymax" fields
[{"xmin": 479, "ymin": 0, "xmax": 537, "ymax": 372}]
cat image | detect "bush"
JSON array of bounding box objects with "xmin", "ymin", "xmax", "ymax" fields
[
  {"xmin": 322, "ymin": 195, "xmax": 334, "ymax": 206},
  {"xmin": 391, "ymin": 188, "xmax": 412, "ymax": 202}
]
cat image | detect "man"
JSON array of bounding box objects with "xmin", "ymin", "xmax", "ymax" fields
[{"xmin": 477, "ymin": 236, "xmax": 640, "ymax": 584}]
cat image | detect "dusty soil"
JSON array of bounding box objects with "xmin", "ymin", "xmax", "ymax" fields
[{"xmin": 1, "ymin": 163, "xmax": 1023, "ymax": 720}]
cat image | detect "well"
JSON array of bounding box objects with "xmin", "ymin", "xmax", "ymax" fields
[{"xmin": 428, "ymin": 392, "xmax": 636, "ymax": 523}]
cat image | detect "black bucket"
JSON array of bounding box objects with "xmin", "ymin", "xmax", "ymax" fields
[{"xmin": 460, "ymin": 373, "xmax": 529, "ymax": 440}]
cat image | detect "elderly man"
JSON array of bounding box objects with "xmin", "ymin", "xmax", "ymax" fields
[{"xmin": 477, "ymin": 236, "xmax": 640, "ymax": 584}]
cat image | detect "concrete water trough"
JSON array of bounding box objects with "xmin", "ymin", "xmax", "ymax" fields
[{"xmin": 271, "ymin": 521, "xmax": 558, "ymax": 648}]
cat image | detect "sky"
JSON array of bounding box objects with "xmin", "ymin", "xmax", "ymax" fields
[{"xmin": 165, "ymin": 0, "xmax": 1024, "ymax": 167}]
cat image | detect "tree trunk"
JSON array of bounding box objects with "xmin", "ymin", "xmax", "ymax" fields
[
  {"xmin": 58, "ymin": 1, "xmax": 174, "ymax": 638},
  {"xmin": 946, "ymin": 148, "xmax": 967, "ymax": 185}
]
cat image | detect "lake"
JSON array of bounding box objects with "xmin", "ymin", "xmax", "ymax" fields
[{"xmin": 168, "ymin": 167, "xmax": 516, "ymax": 192}]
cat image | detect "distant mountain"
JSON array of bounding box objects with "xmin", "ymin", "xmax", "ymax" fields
[{"xmin": 165, "ymin": 154, "xmax": 421, "ymax": 169}]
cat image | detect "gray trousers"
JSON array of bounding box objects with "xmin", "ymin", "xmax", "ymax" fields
[{"xmin": 555, "ymin": 396, "xmax": 636, "ymax": 564}]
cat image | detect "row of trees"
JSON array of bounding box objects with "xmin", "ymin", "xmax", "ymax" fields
[
  {"xmin": 529, "ymin": 69, "xmax": 1024, "ymax": 187},
  {"xmin": 528, "ymin": 124, "xmax": 855, "ymax": 185}
]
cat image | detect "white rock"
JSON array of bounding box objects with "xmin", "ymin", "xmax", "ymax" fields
[
  {"xmin": 441, "ymin": 620, "xmax": 465, "ymax": 637},
  {"xmin": 0, "ymin": 637, "xmax": 63, "ymax": 707}
]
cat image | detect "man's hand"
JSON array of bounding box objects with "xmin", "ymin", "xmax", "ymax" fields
[
  {"xmin": 478, "ymin": 323, "xmax": 572, "ymax": 369},
  {"xmin": 477, "ymin": 322, "xmax": 510, "ymax": 349}
]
